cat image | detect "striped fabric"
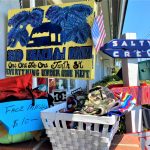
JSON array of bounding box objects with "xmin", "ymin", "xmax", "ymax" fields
[{"xmin": 91, "ymin": 9, "xmax": 106, "ymax": 52}]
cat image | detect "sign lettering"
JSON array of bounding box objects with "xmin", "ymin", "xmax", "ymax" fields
[
  {"xmin": 103, "ymin": 49, "xmax": 150, "ymax": 58},
  {"xmin": 101, "ymin": 39, "xmax": 150, "ymax": 58},
  {"xmin": 102, "ymin": 39, "xmax": 150, "ymax": 50},
  {"xmin": 0, "ymin": 99, "xmax": 49, "ymax": 134}
]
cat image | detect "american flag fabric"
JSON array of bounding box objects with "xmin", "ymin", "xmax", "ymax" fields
[{"xmin": 91, "ymin": 9, "xmax": 106, "ymax": 52}]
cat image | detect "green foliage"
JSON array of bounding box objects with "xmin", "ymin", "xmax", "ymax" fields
[
  {"xmin": 92, "ymin": 74, "xmax": 123, "ymax": 87},
  {"xmin": 143, "ymin": 80, "xmax": 150, "ymax": 84},
  {"xmin": 116, "ymin": 116, "xmax": 126, "ymax": 134}
]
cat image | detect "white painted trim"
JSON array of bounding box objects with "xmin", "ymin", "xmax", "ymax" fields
[{"xmin": 30, "ymin": 0, "xmax": 35, "ymax": 7}]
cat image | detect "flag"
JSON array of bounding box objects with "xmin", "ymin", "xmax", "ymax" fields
[{"xmin": 91, "ymin": 9, "xmax": 106, "ymax": 52}]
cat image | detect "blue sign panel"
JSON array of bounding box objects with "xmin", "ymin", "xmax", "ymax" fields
[
  {"xmin": 101, "ymin": 39, "xmax": 150, "ymax": 50},
  {"xmin": 103, "ymin": 49, "xmax": 150, "ymax": 58},
  {"xmin": 0, "ymin": 99, "xmax": 49, "ymax": 135}
]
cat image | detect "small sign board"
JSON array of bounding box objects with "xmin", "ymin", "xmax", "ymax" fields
[
  {"xmin": 0, "ymin": 99, "xmax": 49, "ymax": 135},
  {"xmin": 101, "ymin": 39, "xmax": 150, "ymax": 50},
  {"xmin": 101, "ymin": 39, "xmax": 150, "ymax": 58},
  {"xmin": 102, "ymin": 49, "xmax": 150, "ymax": 58}
]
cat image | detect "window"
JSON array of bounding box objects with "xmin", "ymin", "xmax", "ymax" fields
[
  {"xmin": 48, "ymin": 78, "xmax": 76, "ymax": 94},
  {"xmin": 51, "ymin": 33, "xmax": 56, "ymax": 42},
  {"xmin": 56, "ymin": 79, "xmax": 76, "ymax": 92}
]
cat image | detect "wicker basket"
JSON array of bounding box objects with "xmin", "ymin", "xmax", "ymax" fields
[{"xmin": 41, "ymin": 102, "xmax": 119, "ymax": 150}]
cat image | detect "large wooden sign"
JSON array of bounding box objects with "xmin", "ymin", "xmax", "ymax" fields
[
  {"xmin": 6, "ymin": 1, "xmax": 95, "ymax": 80},
  {"xmin": 0, "ymin": 99, "xmax": 49, "ymax": 134},
  {"xmin": 101, "ymin": 39, "xmax": 150, "ymax": 58}
]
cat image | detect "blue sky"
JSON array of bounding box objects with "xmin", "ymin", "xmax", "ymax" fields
[{"xmin": 122, "ymin": 0, "xmax": 150, "ymax": 39}]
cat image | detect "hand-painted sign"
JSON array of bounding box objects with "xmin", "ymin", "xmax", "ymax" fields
[
  {"xmin": 0, "ymin": 99, "xmax": 49, "ymax": 135},
  {"xmin": 101, "ymin": 39, "xmax": 150, "ymax": 58},
  {"xmin": 6, "ymin": 1, "xmax": 95, "ymax": 80}
]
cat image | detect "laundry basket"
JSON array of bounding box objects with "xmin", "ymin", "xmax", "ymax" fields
[{"xmin": 41, "ymin": 102, "xmax": 119, "ymax": 150}]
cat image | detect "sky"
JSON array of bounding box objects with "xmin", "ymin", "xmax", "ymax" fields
[{"xmin": 122, "ymin": 0, "xmax": 150, "ymax": 39}]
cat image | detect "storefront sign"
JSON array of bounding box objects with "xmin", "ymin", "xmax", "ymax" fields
[
  {"xmin": 6, "ymin": 1, "xmax": 95, "ymax": 80},
  {"xmin": 102, "ymin": 49, "xmax": 150, "ymax": 58},
  {"xmin": 101, "ymin": 39, "xmax": 150, "ymax": 58},
  {"xmin": 102, "ymin": 39, "xmax": 150, "ymax": 50},
  {"xmin": 0, "ymin": 99, "xmax": 49, "ymax": 134}
]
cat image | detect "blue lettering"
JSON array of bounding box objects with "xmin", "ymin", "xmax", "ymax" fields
[
  {"xmin": 7, "ymin": 49, "xmax": 23, "ymax": 62},
  {"xmin": 68, "ymin": 46, "xmax": 92, "ymax": 59},
  {"xmin": 53, "ymin": 47, "xmax": 66, "ymax": 60},
  {"xmin": 26, "ymin": 47, "xmax": 66, "ymax": 61}
]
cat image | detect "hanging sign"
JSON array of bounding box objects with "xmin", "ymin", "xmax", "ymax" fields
[
  {"xmin": 6, "ymin": 1, "xmax": 95, "ymax": 80},
  {"xmin": 0, "ymin": 99, "xmax": 49, "ymax": 135},
  {"xmin": 101, "ymin": 39, "xmax": 150, "ymax": 58},
  {"xmin": 102, "ymin": 49, "xmax": 150, "ymax": 58},
  {"xmin": 101, "ymin": 39, "xmax": 150, "ymax": 50}
]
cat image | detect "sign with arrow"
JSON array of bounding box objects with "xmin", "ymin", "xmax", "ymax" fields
[
  {"xmin": 102, "ymin": 49, "xmax": 150, "ymax": 58},
  {"xmin": 101, "ymin": 39, "xmax": 150, "ymax": 58}
]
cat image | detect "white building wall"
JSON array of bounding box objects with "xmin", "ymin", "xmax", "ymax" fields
[
  {"xmin": 75, "ymin": 51, "xmax": 114, "ymax": 90},
  {"xmin": 0, "ymin": 0, "xmax": 20, "ymax": 79}
]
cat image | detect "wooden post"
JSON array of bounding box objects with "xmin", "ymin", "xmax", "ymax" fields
[{"xmin": 122, "ymin": 33, "xmax": 142, "ymax": 133}]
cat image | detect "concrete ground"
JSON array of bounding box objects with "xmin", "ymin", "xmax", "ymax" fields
[
  {"xmin": 0, "ymin": 132, "xmax": 149, "ymax": 150},
  {"xmin": 0, "ymin": 138, "xmax": 52, "ymax": 150}
]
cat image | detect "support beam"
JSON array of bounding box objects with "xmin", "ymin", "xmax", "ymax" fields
[
  {"xmin": 30, "ymin": 0, "xmax": 35, "ymax": 7},
  {"xmin": 29, "ymin": 0, "xmax": 37, "ymax": 89},
  {"xmin": 122, "ymin": 33, "xmax": 142, "ymax": 133}
]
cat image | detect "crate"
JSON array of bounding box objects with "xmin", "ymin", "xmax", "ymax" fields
[{"xmin": 41, "ymin": 102, "xmax": 119, "ymax": 150}]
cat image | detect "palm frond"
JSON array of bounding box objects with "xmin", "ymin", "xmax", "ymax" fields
[
  {"xmin": 8, "ymin": 27, "xmax": 29, "ymax": 47},
  {"xmin": 8, "ymin": 8, "xmax": 44, "ymax": 47},
  {"xmin": 46, "ymin": 4, "xmax": 93, "ymax": 44}
]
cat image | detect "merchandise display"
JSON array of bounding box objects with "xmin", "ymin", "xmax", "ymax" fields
[{"xmin": 0, "ymin": 0, "xmax": 149, "ymax": 149}]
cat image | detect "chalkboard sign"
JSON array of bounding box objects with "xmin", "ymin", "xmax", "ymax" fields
[{"xmin": 0, "ymin": 99, "xmax": 49, "ymax": 135}]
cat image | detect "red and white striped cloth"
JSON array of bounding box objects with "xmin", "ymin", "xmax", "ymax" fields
[{"xmin": 91, "ymin": 9, "xmax": 106, "ymax": 52}]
